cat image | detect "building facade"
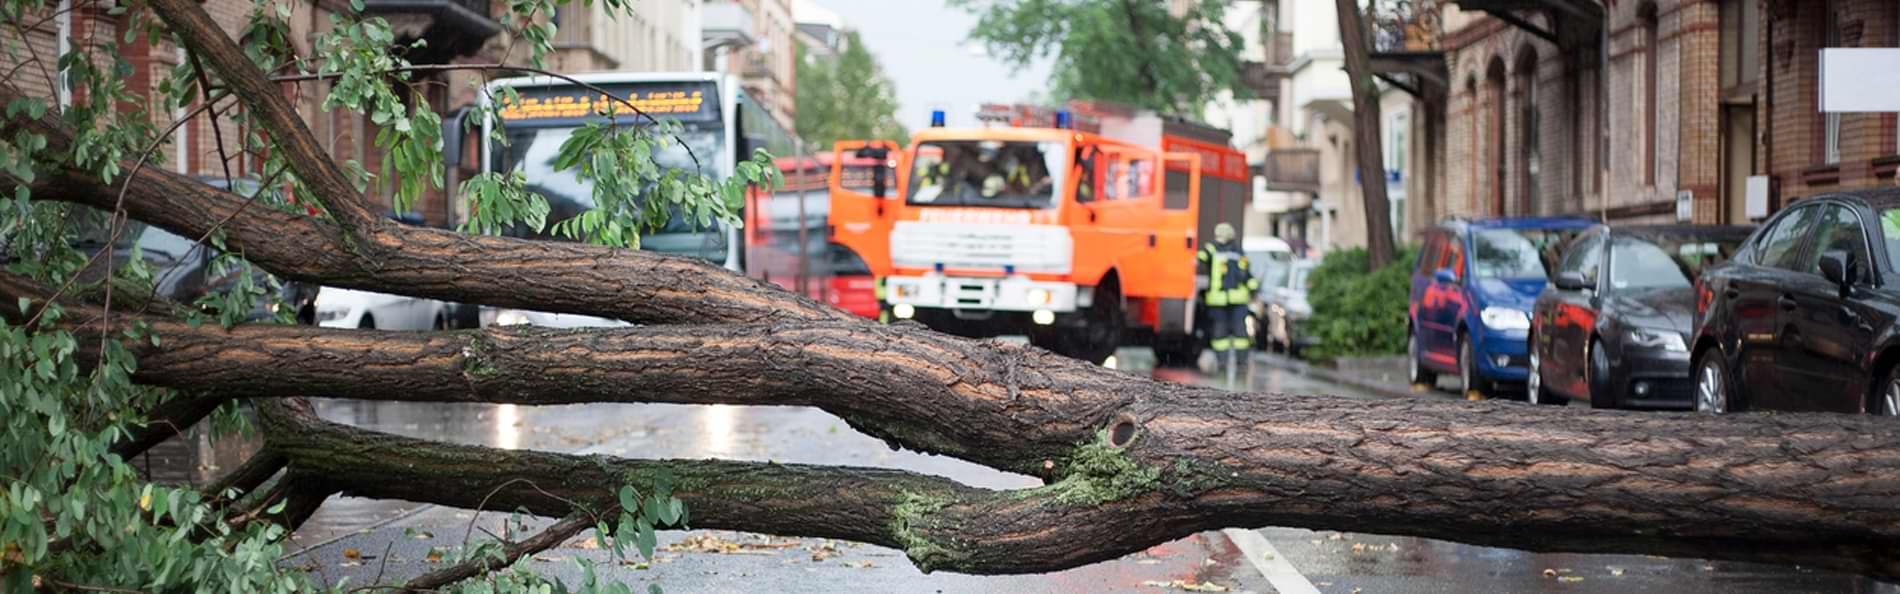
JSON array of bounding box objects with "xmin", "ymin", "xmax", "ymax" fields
[
  {"xmin": 707, "ymin": 0, "xmax": 795, "ymax": 129},
  {"xmin": 548, "ymin": 0, "xmax": 702, "ymax": 74},
  {"xmin": 1408, "ymin": 0, "xmax": 1900, "ymax": 233}
]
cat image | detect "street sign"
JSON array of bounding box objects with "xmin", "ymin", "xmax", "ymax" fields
[{"xmin": 1820, "ymin": 49, "xmax": 1900, "ymax": 112}]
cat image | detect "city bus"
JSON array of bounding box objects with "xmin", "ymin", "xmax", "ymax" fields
[
  {"xmin": 476, "ymin": 72, "xmax": 793, "ymax": 327},
  {"xmin": 744, "ymin": 153, "xmax": 892, "ymax": 319}
]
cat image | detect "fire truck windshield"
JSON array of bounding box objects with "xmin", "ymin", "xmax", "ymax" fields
[{"xmin": 906, "ymin": 140, "xmax": 1065, "ymax": 209}]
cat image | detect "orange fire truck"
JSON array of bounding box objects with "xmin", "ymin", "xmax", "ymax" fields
[{"xmin": 827, "ymin": 102, "xmax": 1251, "ymax": 365}]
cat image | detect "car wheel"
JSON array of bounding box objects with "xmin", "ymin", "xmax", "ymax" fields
[
  {"xmin": 1878, "ymin": 366, "xmax": 1900, "ymax": 416},
  {"xmin": 1408, "ymin": 328, "xmax": 1437, "ymax": 388},
  {"xmin": 1695, "ymin": 353, "xmax": 1731, "ymax": 414},
  {"xmin": 1458, "ymin": 332, "xmax": 1483, "ymax": 399},
  {"xmin": 1528, "ymin": 337, "xmax": 1559, "ymax": 405},
  {"xmin": 1587, "ymin": 339, "xmax": 1614, "ymax": 409},
  {"xmin": 358, "ymin": 313, "xmax": 376, "ymax": 330}
]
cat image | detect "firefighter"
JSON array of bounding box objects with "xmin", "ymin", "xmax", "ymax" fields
[{"xmin": 1198, "ymin": 223, "xmax": 1258, "ymax": 366}]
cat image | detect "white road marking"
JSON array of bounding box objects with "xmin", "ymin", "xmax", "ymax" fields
[{"xmin": 1224, "ymin": 528, "xmax": 1322, "ymax": 594}]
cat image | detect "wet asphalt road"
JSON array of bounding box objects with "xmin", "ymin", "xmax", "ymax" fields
[{"xmin": 284, "ymin": 346, "xmax": 1898, "ymax": 593}]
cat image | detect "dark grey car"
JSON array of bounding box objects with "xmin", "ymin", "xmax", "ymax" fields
[{"xmin": 1529, "ymin": 225, "xmax": 1753, "ymax": 408}]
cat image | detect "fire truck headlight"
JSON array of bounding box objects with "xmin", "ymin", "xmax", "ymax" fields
[
  {"xmin": 1032, "ymin": 310, "xmax": 1056, "ymax": 326},
  {"xmin": 893, "ymin": 304, "xmax": 916, "ymax": 320},
  {"xmin": 1026, "ymin": 288, "xmax": 1053, "ymax": 306}
]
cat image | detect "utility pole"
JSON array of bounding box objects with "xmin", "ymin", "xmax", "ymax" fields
[{"xmin": 1335, "ymin": 0, "xmax": 1396, "ymax": 270}]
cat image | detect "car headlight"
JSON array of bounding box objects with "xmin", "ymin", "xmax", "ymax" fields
[
  {"xmin": 316, "ymin": 309, "xmax": 346, "ymax": 322},
  {"xmin": 1627, "ymin": 327, "xmax": 1687, "ymax": 352},
  {"xmin": 1479, "ymin": 307, "xmax": 1530, "ymax": 331},
  {"xmin": 493, "ymin": 310, "xmax": 532, "ymax": 326}
]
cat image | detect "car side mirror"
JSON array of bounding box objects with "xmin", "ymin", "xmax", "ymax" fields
[
  {"xmin": 1819, "ymin": 249, "xmax": 1856, "ymax": 293},
  {"xmin": 1434, "ymin": 267, "xmax": 1457, "ymax": 284},
  {"xmin": 1554, "ymin": 270, "xmax": 1594, "ymax": 292}
]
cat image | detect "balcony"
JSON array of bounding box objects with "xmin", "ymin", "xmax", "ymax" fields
[
  {"xmin": 1445, "ymin": 0, "xmax": 1603, "ymax": 47},
  {"xmin": 1366, "ymin": 1, "xmax": 1447, "ymax": 97},
  {"xmin": 702, "ymin": 1, "xmax": 756, "ymax": 51},
  {"xmin": 1262, "ymin": 148, "xmax": 1321, "ymax": 193},
  {"xmin": 363, "ymin": 0, "xmax": 501, "ymax": 63}
]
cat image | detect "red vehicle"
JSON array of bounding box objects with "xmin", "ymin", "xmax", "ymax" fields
[{"xmin": 743, "ymin": 153, "xmax": 891, "ymax": 319}]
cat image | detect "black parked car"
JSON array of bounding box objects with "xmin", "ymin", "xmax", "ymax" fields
[
  {"xmin": 59, "ymin": 177, "xmax": 318, "ymax": 324},
  {"xmin": 1529, "ymin": 225, "xmax": 1752, "ymax": 408},
  {"xmin": 1693, "ymin": 188, "xmax": 1900, "ymax": 415}
]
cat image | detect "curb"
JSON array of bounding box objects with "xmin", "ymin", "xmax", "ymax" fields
[{"xmin": 1249, "ymin": 352, "xmax": 1423, "ymax": 400}]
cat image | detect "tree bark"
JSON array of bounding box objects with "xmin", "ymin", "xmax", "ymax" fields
[
  {"xmin": 1335, "ymin": 0, "xmax": 1397, "ymax": 268},
  {"xmin": 14, "ymin": 275, "xmax": 1900, "ymax": 579},
  {"xmin": 0, "ymin": 87, "xmax": 850, "ymax": 327},
  {"xmin": 257, "ymin": 396, "xmax": 1900, "ymax": 578}
]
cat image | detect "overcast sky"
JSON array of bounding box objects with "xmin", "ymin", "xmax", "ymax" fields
[{"xmin": 810, "ymin": 0, "xmax": 1055, "ymax": 129}]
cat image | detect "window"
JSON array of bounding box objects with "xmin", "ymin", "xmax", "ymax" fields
[
  {"xmin": 1642, "ymin": 4, "xmax": 1660, "ymax": 185},
  {"xmin": 1804, "ymin": 205, "xmax": 1871, "ymax": 282},
  {"xmin": 1471, "ymin": 229, "xmax": 1550, "ymax": 280},
  {"xmin": 1758, "ymin": 205, "xmax": 1823, "ymax": 270},
  {"xmin": 1824, "ymin": 3, "xmax": 1843, "ymax": 164},
  {"xmin": 906, "ymin": 140, "xmax": 1067, "ymax": 208},
  {"xmin": 1558, "ymin": 234, "xmax": 1605, "ymax": 282},
  {"xmin": 1417, "ymin": 232, "xmax": 1444, "ymax": 275},
  {"xmin": 1104, "ymin": 156, "xmax": 1156, "ymax": 201}
]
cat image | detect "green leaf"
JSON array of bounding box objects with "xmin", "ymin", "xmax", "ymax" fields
[{"xmin": 618, "ymin": 484, "xmax": 637, "ymax": 514}]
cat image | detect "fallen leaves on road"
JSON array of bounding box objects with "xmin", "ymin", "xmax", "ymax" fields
[
  {"xmin": 1558, "ymin": 576, "xmax": 1585, "ymax": 583},
  {"xmin": 662, "ymin": 533, "xmax": 800, "ymax": 556},
  {"xmin": 1542, "ymin": 569, "xmax": 1557, "ymax": 578},
  {"xmin": 808, "ymin": 540, "xmax": 840, "ymax": 562},
  {"xmin": 1608, "ymin": 566, "xmax": 1626, "ymax": 576},
  {"xmin": 424, "ymin": 549, "xmax": 443, "ymax": 563},
  {"xmin": 1139, "ymin": 579, "xmax": 1230, "ymax": 592},
  {"xmin": 341, "ymin": 548, "xmax": 362, "ymax": 561}
]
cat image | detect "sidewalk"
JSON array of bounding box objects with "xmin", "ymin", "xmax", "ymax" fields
[{"xmin": 1249, "ymin": 352, "xmax": 1421, "ymax": 400}]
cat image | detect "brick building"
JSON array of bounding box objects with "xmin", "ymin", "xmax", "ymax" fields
[
  {"xmin": 1399, "ymin": 0, "xmax": 1900, "ymax": 237},
  {"xmin": 1, "ymin": 0, "xmax": 506, "ymax": 227},
  {"xmin": 1760, "ymin": 0, "xmax": 1900, "ymax": 205}
]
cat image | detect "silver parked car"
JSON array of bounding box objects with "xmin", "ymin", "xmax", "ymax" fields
[{"xmin": 1263, "ymin": 259, "xmax": 1317, "ymax": 355}]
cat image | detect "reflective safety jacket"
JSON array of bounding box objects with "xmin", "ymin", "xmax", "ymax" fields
[{"xmin": 1196, "ymin": 239, "xmax": 1258, "ymax": 307}]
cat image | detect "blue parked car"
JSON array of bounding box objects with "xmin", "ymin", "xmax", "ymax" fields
[{"xmin": 1408, "ymin": 217, "xmax": 1595, "ymax": 397}]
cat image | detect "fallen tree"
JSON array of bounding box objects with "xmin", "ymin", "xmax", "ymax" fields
[{"xmin": 2, "ymin": 0, "xmax": 1899, "ymax": 590}]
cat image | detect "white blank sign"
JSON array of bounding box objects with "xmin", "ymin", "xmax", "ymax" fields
[{"xmin": 1820, "ymin": 49, "xmax": 1900, "ymax": 112}]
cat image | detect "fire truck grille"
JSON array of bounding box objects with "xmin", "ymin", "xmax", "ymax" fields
[{"xmin": 889, "ymin": 222, "xmax": 1073, "ymax": 274}]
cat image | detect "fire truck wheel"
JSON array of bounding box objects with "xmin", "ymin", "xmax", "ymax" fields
[{"xmin": 1030, "ymin": 279, "xmax": 1124, "ymax": 365}]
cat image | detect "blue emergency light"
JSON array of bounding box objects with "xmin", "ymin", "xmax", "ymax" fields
[
  {"xmin": 1054, "ymin": 110, "xmax": 1073, "ymax": 129},
  {"xmin": 930, "ymin": 109, "xmax": 946, "ymax": 127}
]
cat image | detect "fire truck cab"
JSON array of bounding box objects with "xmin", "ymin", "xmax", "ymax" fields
[{"xmin": 829, "ymin": 103, "xmax": 1250, "ymax": 365}]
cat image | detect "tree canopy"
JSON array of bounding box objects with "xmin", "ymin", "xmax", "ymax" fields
[
  {"xmin": 953, "ymin": 0, "xmax": 1250, "ymax": 114},
  {"xmin": 794, "ymin": 31, "xmax": 909, "ymax": 148}
]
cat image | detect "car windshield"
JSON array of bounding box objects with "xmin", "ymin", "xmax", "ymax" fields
[
  {"xmin": 1289, "ymin": 263, "xmax": 1313, "ymax": 290},
  {"xmin": 1608, "ymin": 234, "xmax": 1742, "ymax": 290},
  {"xmin": 1471, "ymin": 229, "xmax": 1550, "ymax": 279},
  {"xmin": 907, "ymin": 140, "xmax": 1065, "ymax": 208}
]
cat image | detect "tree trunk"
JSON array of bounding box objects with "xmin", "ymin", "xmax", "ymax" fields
[
  {"xmin": 1335, "ymin": 0, "xmax": 1398, "ymax": 269},
  {"xmin": 11, "ymin": 275, "xmax": 1900, "ymax": 579}
]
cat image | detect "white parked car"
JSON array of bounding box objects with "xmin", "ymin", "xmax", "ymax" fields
[
  {"xmin": 481, "ymin": 307, "xmax": 630, "ymax": 329},
  {"xmin": 315, "ymin": 288, "xmax": 451, "ymax": 330}
]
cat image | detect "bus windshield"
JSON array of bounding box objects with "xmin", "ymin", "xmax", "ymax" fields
[
  {"xmin": 500, "ymin": 125, "xmax": 726, "ymax": 238},
  {"xmin": 906, "ymin": 140, "xmax": 1065, "ymax": 208}
]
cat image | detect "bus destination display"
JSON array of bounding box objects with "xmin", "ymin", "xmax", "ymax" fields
[{"xmin": 499, "ymin": 82, "xmax": 718, "ymax": 123}]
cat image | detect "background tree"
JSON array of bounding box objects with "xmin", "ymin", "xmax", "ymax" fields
[
  {"xmin": 794, "ymin": 31, "xmax": 908, "ymax": 148},
  {"xmin": 1337, "ymin": 0, "xmax": 1397, "ymax": 269},
  {"xmin": 953, "ymin": 0, "xmax": 1248, "ymax": 113}
]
